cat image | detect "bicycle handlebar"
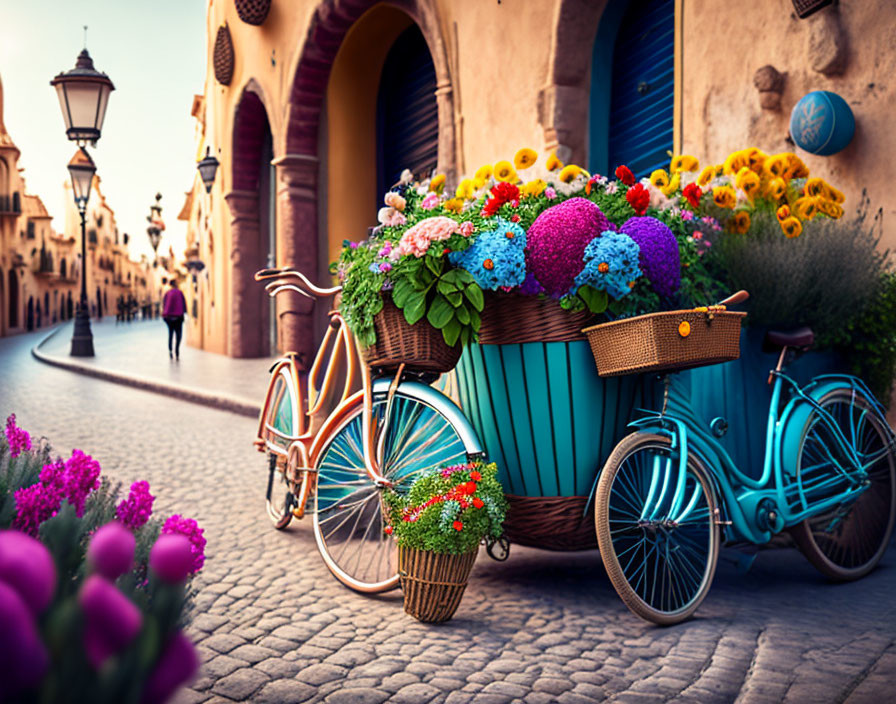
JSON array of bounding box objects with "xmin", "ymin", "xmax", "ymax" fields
[
  {"xmin": 717, "ymin": 290, "xmax": 749, "ymax": 307},
  {"xmin": 255, "ymin": 267, "xmax": 342, "ymax": 300}
]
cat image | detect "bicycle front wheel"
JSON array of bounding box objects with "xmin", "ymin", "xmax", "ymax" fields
[
  {"xmin": 595, "ymin": 433, "xmax": 720, "ymax": 625},
  {"xmin": 313, "ymin": 384, "xmax": 478, "ymax": 593},
  {"xmin": 790, "ymin": 389, "xmax": 896, "ymax": 580}
]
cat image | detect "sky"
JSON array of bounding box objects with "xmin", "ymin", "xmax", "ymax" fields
[{"xmin": 0, "ymin": 0, "xmax": 207, "ymax": 262}]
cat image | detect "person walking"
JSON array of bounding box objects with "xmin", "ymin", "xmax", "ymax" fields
[{"xmin": 162, "ymin": 279, "xmax": 187, "ymax": 360}]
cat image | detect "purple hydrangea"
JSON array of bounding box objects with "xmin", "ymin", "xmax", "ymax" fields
[
  {"xmin": 518, "ymin": 272, "xmax": 545, "ymax": 296},
  {"xmin": 161, "ymin": 515, "xmax": 206, "ymax": 574},
  {"xmin": 573, "ymin": 231, "xmax": 642, "ymax": 300},
  {"xmin": 620, "ymin": 216, "xmax": 681, "ymax": 296},
  {"xmin": 116, "ymin": 481, "xmax": 155, "ymax": 530},
  {"xmin": 450, "ymin": 217, "xmax": 526, "ymax": 290},
  {"xmin": 526, "ymin": 198, "xmax": 610, "ymax": 297},
  {"xmin": 62, "ymin": 450, "xmax": 101, "ymax": 518},
  {"xmin": 5, "ymin": 414, "xmax": 31, "ymax": 458},
  {"xmin": 12, "ymin": 463, "xmax": 65, "ymax": 537}
]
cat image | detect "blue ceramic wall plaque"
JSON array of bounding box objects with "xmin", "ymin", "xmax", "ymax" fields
[{"xmin": 789, "ymin": 90, "xmax": 855, "ymax": 156}]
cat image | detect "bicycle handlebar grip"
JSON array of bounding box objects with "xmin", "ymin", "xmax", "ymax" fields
[
  {"xmin": 718, "ymin": 290, "xmax": 749, "ymax": 307},
  {"xmin": 255, "ymin": 268, "xmax": 284, "ymax": 280}
]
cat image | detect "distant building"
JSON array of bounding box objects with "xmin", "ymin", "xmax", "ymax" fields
[
  {"xmin": 184, "ymin": 0, "xmax": 896, "ymax": 360},
  {"xmin": 0, "ymin": 71, "xmax": 162, "ymax": 336}
]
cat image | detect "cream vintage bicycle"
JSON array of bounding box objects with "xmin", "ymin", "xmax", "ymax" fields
[{"xmin": 253, "ymin": 267, "xmax": 482, "ymax": 593}]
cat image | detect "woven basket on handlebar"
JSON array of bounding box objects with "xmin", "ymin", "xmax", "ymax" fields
[
  {"xmin": 362, "ymin": 296, "xmax": 462, "ymax": 373},
  {"xmin": 477, "ymin": 292, "xmax": 594, "ymax": 345},
  {"xmin": 583, "ymin": 309, "xmax": 747, "ymax": 377}
]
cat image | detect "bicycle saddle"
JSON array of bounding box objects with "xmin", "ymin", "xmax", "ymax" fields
[{"xmin": 764, "ymin": 326, "xmax": 815, "ymax": 350}]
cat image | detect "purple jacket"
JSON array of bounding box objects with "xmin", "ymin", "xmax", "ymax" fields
[{"xmin": 162, "ymin": 288, "xmax": 187, "ymax": 317}]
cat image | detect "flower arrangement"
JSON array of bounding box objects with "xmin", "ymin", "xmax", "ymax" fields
[
  {"xmin": 383, "ymin": 461, "xmax": 507, "ymax": 555},
  {"xmin": 0, "ymin": 415, "xmax": 203, "ymax": 703}
]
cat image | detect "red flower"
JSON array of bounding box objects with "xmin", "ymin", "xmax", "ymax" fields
[
  {"xmin": 384, "ymin": 525, "xmax": 393, "ymax": 535},
  {"xmin": 470, "ymin": 470, "xmax": 481, "ymax": 481},
  {"xmin": 491, "ymin": 182, "xmax": 520, "ymax": 203},
  {"xmin": 626, "ymin": 183, "xmax": 650, "ymax": 215},
  {"xmin": 482, "ymin": 199, "xmax": 501, "ymax": 218},
  {"xmin": 682, "ymin": 183, "xmax": 703, "ymax": 210},
  {"xmin": 453, "ymin": 521, "xmax": 463, "ymax": 531},
  {"xmin": 615, "ymin": 165, "xmax": 635, "ymax": 187},
  {"xmin": 465, "ymin": 482, "xmax": 478, "ymax": 495},
  {"xmin": 510, "ymin": 214, "xmax": 520, "ymax": 223},
  {"xmin": 473, "ymin": 497, "xmax": 484, "ymax": 509}
]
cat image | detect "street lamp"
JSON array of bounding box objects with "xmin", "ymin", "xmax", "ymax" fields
[
  {"xmin": 197, "ymin": 146, "xmax": 219, "ymax": 193},
  {"xmin": 146, "ymin": 193, "xmax": 164, "ymax": 266},
  {"xmin": 52, "ymin": 43, "xmax": 114, "ymax": 357},
  {"xmin": 67, "ymin": 148, "xmax": 97, "ymax": 356}
]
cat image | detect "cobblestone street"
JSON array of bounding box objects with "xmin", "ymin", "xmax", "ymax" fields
[{"xmin": 2, "ymin": 326, "xmax": 895, "ymax": 703}]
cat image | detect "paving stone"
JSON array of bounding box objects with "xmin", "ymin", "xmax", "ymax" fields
[
  {"xmin": 202, "ymin": 655, "xmax": 248, "ymax": 678},
  {"xmin": 392, "ymin": 683, "xmax": 443, "ymax": 703},
  {"xmin": 255, "ymin": 658, "xmax": 302, "ymax": 679},
  {"xmin": 324, "ymin": 688, "xmax": 391, "ymax": 704},
  {"xmin": 297, "ymin": 663, "xmax": 348, "ymax": 686},
  {"xmin": 229, "ymin": 644, "xmax": 279, "ymax": 664},
  {"xmin": 201, "ymin": 633, "xmax": 247, "ymax": 654},
  {"xmin": 210, "ymin": 668, "xmax": 270, "ymax": 700},
  {"xmin": 251, "ymin": 679, "xmax": 317, "ymax": 704}
]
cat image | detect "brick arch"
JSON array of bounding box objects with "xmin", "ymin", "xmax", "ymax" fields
[
  {"xmin": 272, "ymin": 0, "xmax": 456, "ymax": 367},
  {"xmin": 232, "ymin": 81, "xmax": 272, "ymax": 192}
]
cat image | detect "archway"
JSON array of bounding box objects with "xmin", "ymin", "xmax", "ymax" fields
[
  {"xmin": 226, "ymin": 86, "xmax": 274, "ymax": 358},
  {"xmin": 7, "ymin": 269, "xmax": 18, "ymax": 329},
  {"xmin": 277, "ymin": 0, "xmax": 456, "ymax": 366}
]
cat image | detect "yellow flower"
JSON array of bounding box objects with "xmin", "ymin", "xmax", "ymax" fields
[
  {"xmin": 455, "ymin": 178, "xmax": 475, "ymax": 200},
  {"xmin": 429, "ymin": 173, "xmax": 446, "ymax": 193},
  {"xmin": 670, "ymin": 155, "xmax": 699, "ymax": 173},
  {"xmin": 712, "ymin": 185, "xmax": 737, "ymax": 209},
  {"xmin": 723, "ymin": 150, "xmax": 750, "ymax": 176},
  {"xmin": 660, "ymin": 171, "xmax": 681, "ymax": 197},
  {"xmin": 827, "ymin": 185, "xmax": 845, "ymax": 204},
  {"xmin": 649, "ymin": 169, "xmax": 670, "ymax": 189},
  {"xmin": 763, "ymin": 154, "xmax": 791, "ymax": 179},
  {"xmin": 787, "ymin": 155, "xmax": 809, "ymax": 179},
  {"xmin": 473, "ymin": 176, "xmax": 488, "ymax": 191},
  {"xmin": 730, "ymin": 210, "xmax": 751, "ymax": 234},
  {"xmin": 776, "ymin": 204, "xmax": 791, "ymax": 222},
  {"xmin": 697, "ymin": 165, "xmax": 718, "ymax": 188},
  {"xmin": 475, "ymin": 164, "xmax": 493, "ymax": 182},
  {"xmin": 817, "ymin": 199, "xmax": 844, "ymax": 219},
  {"xmin": 545, "ymin": 151, "xmax": 563, "ymax": 172},
  {"xmin": 780, "ymin": 216, "xmax": 803, "ymax": 238},
  {"xmin": 521, "ymin": 178, "xmax": 547, "ymax": 198},
  {"xmin": 735, "ymin": 167, "xmax": 761, "ymax": 200},
  {"xmin": 443, "ymin": 198, "xmax": 464, "ymax": 214},
  {"xmin": 765, "ymin": 177, "xmax": 787, "ymax": 201},
  {"xmin": 558, "ymin": 164, "xmax": 584, "ymax": 183},
  {"xmin": 514, "ymin": 148, "xmax": 538, "ymax": 170},
  {"xmin": 494, "ymin": 161, "xmax": 518, "ymax": 183},
  {"xmin": 745, "ymin": 148, "xmax": 768, "ymax": 173},
  {"xmin": 793, "ymin": 196, "xmax": 820, "ymax": 220}
]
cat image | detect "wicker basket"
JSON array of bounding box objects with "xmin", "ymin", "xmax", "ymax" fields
[
  {"xmin": 362, "ymin": 296, "xmax": 462, "ymax": 373},
  {"xmin": 791, "ymin": 0, "xmax": 833, "ymax": 19},
  {"xmin": 398, "ymin": 546, "xmax": 478, "ymax": 623},
  {"xmin": 583, "ymin": 309, "xmax": 747, "ymax": 377},
  {"xmin": 213, "ymin": 25, "xmax": 234, "ymax": 86},
  {"xmin": 234, "ymin": 0, "xmax": 271, "ymax": 25},
  {"xmin": 503, "ymin": 495, "xmax": 597, "ymax": 551},
  {"xmin": 478, "ymin": 292, "xmax": 594, "ymax": 345}
]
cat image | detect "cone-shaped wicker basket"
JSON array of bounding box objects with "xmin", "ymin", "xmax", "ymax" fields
[{"xmin": 398, "ymin": 546, "xmax": 478, "ymax": 623}]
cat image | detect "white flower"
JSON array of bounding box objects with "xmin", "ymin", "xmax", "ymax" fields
[
  {"xmin": 605, "ymin": 182, "xmax": 618, "ymax": 195},
  {"xmin": 399, "ymin": 169, "xmax": 414, "ymax": 185}
]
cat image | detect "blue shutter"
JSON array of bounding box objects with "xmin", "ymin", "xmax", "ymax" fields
[
  {"xmin": 377, "ymin": 26, "xmax": 439, "ymax": 196},
  {"xmin": 607, "ymin": 0, "xmax": 675, "ymax": 179}
]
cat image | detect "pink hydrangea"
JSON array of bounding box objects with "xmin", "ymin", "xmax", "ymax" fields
[
  {"xmin": 116, "ymin": 481, "xmax": 155, "ymax": 530},
  {"xmin": 544, "ymin": 187, "xmax": 557, "ymax": 200},
  {"xmin": 395, "ymin": 216, "xmax": 460, "ymax": 258},
  {"xmin": 161, "ymin": 515, "xmax": 206, "ymax": 574},
  {"xmin": 420, "ymin": 193, "xmax": 440, "ymax": 211},
  {"xmin": 459, "ymin": 221, "xmax": 475, "ymax": 237},
  {"xmin": 5, "ymin": 414, "xmax": 31, "ymax": 458},
  {"xmin": 526, "ymin": 198, "xmax": 610, "ymax": 297}
]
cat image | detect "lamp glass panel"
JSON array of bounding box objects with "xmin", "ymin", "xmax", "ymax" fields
[
  {"xmin": 69, "ymin": 167, "xmax": 93, "ymax": 203},
  {"xmin": 62, "ymin": 82, "xmax": 103, "ymax": 132},
  {"xmin": 54, "ymin": 85, "xmax": 73, "ymax": 131},
  {"xmin": 94, "ymin": 85, "xmax": 111, "ymax": 135},
  {"xmin": 198, "ymin": 161, "xmax": 218, "ymax": 188}
]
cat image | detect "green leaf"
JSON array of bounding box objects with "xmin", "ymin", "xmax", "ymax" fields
[
  {"xmin": 427, "ymin": 296, "xmax": 455, "ymax": 329},
  {"xmin": 442, "ymin": 316, "xmax": 462, "ymax": 346},
  {"xmin": 437, "ymin": 279, "xmax": 459, "ymax": 296},
  {"xmin": 391, "ymin": 279, "xmax": 414, "ymax": 307},
  {"xmin": 469, "ymin": 307, "xmax": 481, "ymax": 331},
  {"xmin": 446, "ymin": 290, "xmax": 463, "ymax": 307},
  {"xmin": 403, "ymin": 293, "xmax": 426, "ymax": 325},
  {"xmin": 455, "ymin": 305, "xmax": 470, "ymax": 325},
  {"xmin": 578, "ymin": 285, "xmax": 609, "ymax": 314},
  {"xmin": 425, "ymin": 255, "xmax": 443, "ymax": 277},
  {"xmin": 464, "ymin": 284, "xmax": 485, "ymax": 312}
]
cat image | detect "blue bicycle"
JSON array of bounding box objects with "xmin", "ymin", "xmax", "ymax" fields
[{"xmin": 594, "ymin": 306, "xmax": 896, "ymax": 625}]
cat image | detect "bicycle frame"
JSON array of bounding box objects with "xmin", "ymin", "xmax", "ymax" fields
[{"xmin": 628, "ymin": 365, "xmax": 894, "ymax": 545}]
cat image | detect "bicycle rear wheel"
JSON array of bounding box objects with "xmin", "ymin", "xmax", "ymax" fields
[
  {"xmin": 790, "ymin": 389, "xmax": 896, "ymax": 580},
  {"xmin": 313, "ymin": 384, "xmax": 478, "ymax": 593},
  {"xmin": 265, "ymin": 453, "xmax": 294, "ymax": 529},
  {"xmin": 595, "ymin": 432, "xmax": 720, "ymax": 625}
]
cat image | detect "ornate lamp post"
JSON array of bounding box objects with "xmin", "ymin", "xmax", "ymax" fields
[
  {"xmin": 146, "ymin": 193, "xmax": 164, "ymax": 266},
  {"xmin": 197, "ymin": 147, "xmax": 220, "ymax": 194},
  {"xmin": 51, "ymin": 44, "xmax": 114, "ymax": 357}
]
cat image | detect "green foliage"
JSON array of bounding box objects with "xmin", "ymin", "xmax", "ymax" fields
[
  {"xmin": 383, "ymin": 461, "xmax": 507, "ymax": 555},
  {"xmin": 0, "ymin": 438, "xmax": 49, "ymax": 528}
]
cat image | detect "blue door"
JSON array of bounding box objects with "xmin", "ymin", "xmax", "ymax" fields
[{"xmin": 591, "ymin": 0, "xmax": 675, "ymax": 179}]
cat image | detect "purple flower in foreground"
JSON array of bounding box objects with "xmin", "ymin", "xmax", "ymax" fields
[
  {"xmin": 141, "ymin": 631, "xmax": 199, "ymax": 704},
  {"xmin": 0, "ymin": 581, "xmax": 49, "ymax": 696},
  {"xmin": 117, "ymin": 481, "xmax": 155, "ymax": 530},
  {"xmin": 150, "ymin": 534, "xmax": 194, "ymax": 584},
  {"xmin": 0, "ymin": 531, "xmax": 57, "ymax": 616},
  {"xmin": 88, "ymin": 523, "xmax": 136, "ymax": 580},
  {"xmin": 5, "ymin": 414, "xmax": 31, "ymax": 458},
  {"xmin": 161, "ymin": 515, "xmax": 206, "ymax": 574},
  {"xmin": 78, "ymin": 575, "xmax": 142, "ymax": 669}
]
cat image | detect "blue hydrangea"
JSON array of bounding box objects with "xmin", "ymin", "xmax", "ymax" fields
[
  {"xmin": 572, "ymin": 231, "xmax": 642, "ymax": 300},
  {"xmin": 450, "ymin": 217, "xmax": 526, "ymax": 290}
]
